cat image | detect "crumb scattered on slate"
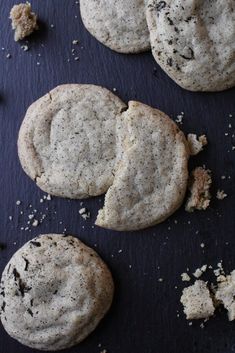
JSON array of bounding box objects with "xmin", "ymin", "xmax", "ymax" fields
[
  {"xmin": 175, "ymin": 112, "xmax": 184, "ymax": 124},
  {"xmin": 79, "ymin": 208, "xmax": 90, "ymax": 220},
  {"xmin": 10, "ymin": 2, "xmax": 38, "ymax": 41},
  {"xmin": 185, "ymin": 167, "xmax": 212, "ymax": 212},
  {"xmin": 216, "ymin": 190, "xmax": 227, "ymax": 200}
]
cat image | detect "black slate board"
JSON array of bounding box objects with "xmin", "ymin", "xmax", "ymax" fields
[{"xmin": 0, "ymin": 1, "xmax": 235, "ymax": 353}]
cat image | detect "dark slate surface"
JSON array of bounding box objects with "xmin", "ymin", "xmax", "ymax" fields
[{"xmin": 0, "ymin": 1, "xmax": 235, "ymax": 353}]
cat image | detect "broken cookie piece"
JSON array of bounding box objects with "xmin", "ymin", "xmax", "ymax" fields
[
  {"xmin": 181, "ymin": 280, "xmax": 215, "ymax": 320},
  {"xmin": 187, "ymin": 134, "xmax": 208, "ymax": 156},
  {"xmin": 185, "ymin": 167, "xmax": 212, "ymax": 212},
  {"xmin": 215, "ymin": 270, "xmax": 235, "ymax": 321},
  {"xmin": 10, "ymin": 2, "xmax": 38, "ymax": 41}
]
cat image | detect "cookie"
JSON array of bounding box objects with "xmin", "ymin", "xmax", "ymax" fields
[
  {"xmin": 18, "ymin": 84, "xmax": 126, "ymax": 198},
  {"xmin": 0, "ymin": 234, "xmax": 114, "ymax": 350},
  {"xmin": 146, "ymin": 0, "xmax": 235, "ymax": 91},
  {"xmin": 96, "ymin": 101, "xmax": 189, "ymax": 231},
  {"xmin": 80, "ymin": 0, "xmax": 150, "ymax": 53}
]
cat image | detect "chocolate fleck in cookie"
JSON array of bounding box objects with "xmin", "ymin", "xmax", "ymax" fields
[
  {"xmin": 18, "ymin": 84, "xmax": 126, "ymax": 198},
  {"xmin": 0, "ymin": 234, "xmax": 114, "ymax": 351},
  {"xmin": 146, "ymin": 0, "xmax": 235, "ymax": 91},
  {"xmin": 96, "ymin": 101, "xmax": 189, "ymax": 231},
  {"xmin": 80, "ymin": 0, "xmax": 150, "ymax": 53}
]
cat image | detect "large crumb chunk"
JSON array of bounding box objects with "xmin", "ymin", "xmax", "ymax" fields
[
  {"xmin": 185, "ymin": 167, "xmax": 212, "ymax": 212},
  {"xmin": 187, "ymin": 134, "xmax": 208, "ymax": 156},
  {"xmin": 180, "ymin": 280, "xmax": 215, "ymax": 320},
  {"xmin": 10, "ymin": 2, "xmax": 38, "ymax": 41},
  {"xmin": 215, "ymin": 271, "xmax": 235, "ymax": 321}
]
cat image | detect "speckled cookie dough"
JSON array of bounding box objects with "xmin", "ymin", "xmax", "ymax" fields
[
  {"xmin": 146, "ymin": 0, "xmax": 235, "ymax": 91},
  {"xmin": 96, "ymin": 101, "xmax": 189, "ymax": 231},
  {"xmin": 80, "ymin": 0, "xmax": 150, "ymax": 53},
  {"xmin": 18, "ymin": 84, "xmax": 127, "ymax": 199},
  {"xmin": 0, "ymin": 234, "xmax": 114, "ymax": 351}
]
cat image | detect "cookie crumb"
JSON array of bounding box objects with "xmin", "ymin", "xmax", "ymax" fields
[
  {"xmin": 193, "ymin": 265, "xmax": 207, "ymax": 278},
  {"xmin": 79, "ymin": 208, "xmax": 90, "ymax": 220},
  {"xmin": 175, "ymin": 112, "xmax": 184, "ymax": 124},
  {"xmin": 10, "ymin": 2, "xmax": 38, "ymax": 41},
  {"xmin": 21, "ymin": 44, "xmax": 29, "ymax": 51},
  {"xmin": 185, "ymin": 167, "xmax": 212, "ymax": 212},
  {"xmin": 215, "ymin": 271, "xmax": 235, "ymax": 321},
  {"xmin": 180, "ymin": 280, "xmax": 215, "ymax": 320},
  {"xmin": 32, "ymin": 219, "xmax": 39, "ymax": 227},
  {"xmin": 181, "ymin": 273, "xmax": 191, "ymax": 282},
  {"xmin": 216, "ymin": 190, "xmax": 227, "ymax": 200},
  {"xmin": 187, "ymin": 134, "xmax": 208, "ymax": 156}
]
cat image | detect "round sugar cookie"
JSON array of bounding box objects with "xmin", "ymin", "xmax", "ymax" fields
[
  {"xmin": 18, "ymin": 84, "xmax": 126, "ymax": 198},
  {"xmin": 0, "ymin": 234, "xmax": 114, "ymax": 351}
]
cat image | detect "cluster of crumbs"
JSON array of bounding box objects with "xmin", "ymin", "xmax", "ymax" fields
[{"xmin": 180, "ymin": 261, "xmax": 235, "ymax": 323}]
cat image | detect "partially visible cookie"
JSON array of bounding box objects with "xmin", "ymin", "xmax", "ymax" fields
[
  {"xmin": 0, "ymin": 234, "xmax": 114, "ymax": 351},
  {"xmin": 80, "ymin": 0, "xmax": 150, "ymax": 53},
  {"xmin": 18, "ymin": 84, "xmax": 126, "ymax": 198},
  {"xmin": 146, "ymin": 0, "xmax": 235, "ymax": 91},
  {"xmin": 96, "ymin": 101, "xmax": 189, "ymax": 231}
]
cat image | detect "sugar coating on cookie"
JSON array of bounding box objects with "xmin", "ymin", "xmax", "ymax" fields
[
  {"xmin": 18, "ymin": 84, "xmax": 126, "ymax": 199},
  {"xmin": 146, "ymin": 0, "xmax": 235, "ymax": 91},
  {"xmin": 181, "ymin": 280, "xmax": 215, "ymax": 320},
  {"xmin": 10, "ymin": 2, "xmax": 38, "ymax": 41},
  {"xmin": 96, "ymin": 101, "xmax": 189, "ymax": 231},
  {"xmin": 0, "ymin": 234, "xmax": 114, "ymax": 351},
  {"xmin": 80, "ymin": 0, "xmax": 150, "ymax": 53}
]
